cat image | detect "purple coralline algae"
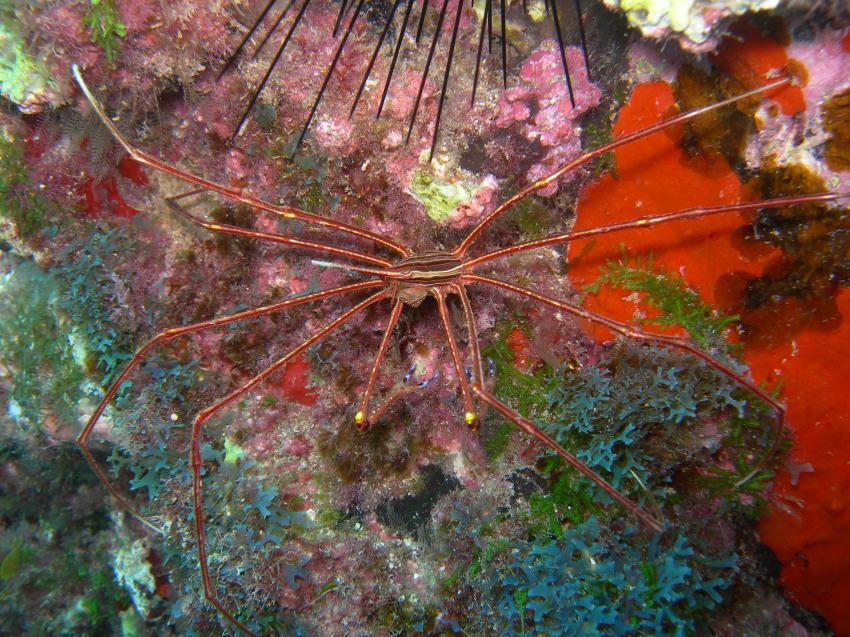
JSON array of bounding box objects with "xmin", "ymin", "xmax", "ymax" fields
[{"xmin": 496, "ymin": 42, "xmax": 601, "ymax": 195}]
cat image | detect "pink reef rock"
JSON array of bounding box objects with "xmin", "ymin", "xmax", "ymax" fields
[
  {"xmin": 496, "ymin": 41, "xmax": 601, "ymax": 196},
  {"xmin": 381, "ymin": 68, "xmax": 440, "ymax": 184},
  {"xmin": 447, "ymin": 174, "xmax": 498, "ymax": 229},
  {"xmin": 116, "ymin": 0, "xmax": 158, "ymax": 36},
  {"xmin": 225, "ymin": 147, "xmax": 251, "ymax": 182},
  {"xmin": 314, "ymin": 116, "xmax": 355, "ymax": 154}
]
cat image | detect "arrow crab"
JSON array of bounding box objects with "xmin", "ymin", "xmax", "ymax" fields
[{"xmin": 66, "ymin": 4, "xmax": 849, "ymax": 636}]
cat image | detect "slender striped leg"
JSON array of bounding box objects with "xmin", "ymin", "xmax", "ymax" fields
[
  {"xmin": 355, "ymin": 298, "xmax": 404, "ymax": 430},
  {"xmin": 455, "ymin": 285, "xmax": 484, "ymax": 387},
  {"xmin": 452, "ymin": 286, "xmax": 498, "ymax": 416},
  {"xmin": 464, "ymin": 274, "xmax": 784, "ymax": 489},
  {"xmin": 365, "ymin": 371, "xmax": 440, "ymax": 425},
  {"xmin": 435, "ymin": 288, "xmax": 478, "ymax": 429},
  {"xmin": 166, "ymin": 190, "xmax": 392, "ymax": 267},
  {"xmin": 454, "ymin": 78, "xmax": 792, "ymax": 255},
  {"xmin": 471, "ymin": 387, "xmax": 665, "ymax": 532},
  {"xmin": 455, "ymin": 284, "xmax": 493, "ymax": 424},
  {"xmin": 453, "ymin": 283, "xmax": 664, "ymax": 532},
  {"xmin": 463, "ymin": 191, "xmax": 850, "ymax": 269},
  {"xmin": 71, "ymin": 64, "xmax": 410, "ymax": 257},
  {"xmin": 77, "ymin": 281, "xmax": 383, "ymax": 536},
  {"xmin": 190, "ymin": 290, "xmax": 386, "ymax": 636}
]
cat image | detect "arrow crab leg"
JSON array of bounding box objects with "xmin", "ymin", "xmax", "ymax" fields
[{"xmin": 71, "ymin": 64, "xmax": 409, "ymax": 258}]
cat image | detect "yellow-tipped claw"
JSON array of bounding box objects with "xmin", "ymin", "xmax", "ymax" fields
[
  {"xmin": 354, "ymin": 411, "xmax": 365, "ymax": 426},
  {"xmin": 465, "ymin": 411, "xmax": 477, "ymax": 427}
]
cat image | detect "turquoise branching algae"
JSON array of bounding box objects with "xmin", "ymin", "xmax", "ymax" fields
[
  {"xmin": 492, "ymin": 517, "xmax": 737, "ymax": 636},
  {"xmin": 542, "ymin": 342, "xmax": 748, "ymax": 509}
]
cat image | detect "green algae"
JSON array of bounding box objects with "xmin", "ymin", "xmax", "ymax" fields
[
  {"xmin": 118, "ymin": 607, "xmax": 144, "ymax": 637},
  {"xmin": 223, "ymin": 437, "xmax": 247, "ymax": 466},
  {"xmin": 0, "ymin": 255, "xmax": 87, "ymax": 429},
  {"xmin": 483, "ymin": 421, "xmax": 513, "ymax": 459},
  {"xmin": 409, "ymin": 171, "xmax": 477, "ymax": 224},
  {"xmin": 584, "ymin": 252, "xmax": 739, "ymax": 350},
  {"xmin": 0, "ymin": 132, "xmax": 51, "ymax": 239},
  {"xmin": 481, "ymin": 322, "xmax": 553, "ymax": 417},
  {"xmin": 82, "ymin": 0, "xmax": 126, "ymax": 66},
  {"xmin": 0, "ymin": 538, "xmax": 23, "ymax": 580},
  {"xmin": 509, "ymin": 196, "xmax": 550, "ymax": 237},
  {"xmin": 0, "ymin": 18, "xmax": 54, "ymax": 112}
]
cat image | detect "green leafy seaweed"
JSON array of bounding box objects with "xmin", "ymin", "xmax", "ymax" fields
[
  {"xmin": 584, "ymin": 253, "xmax": 738, "ymax": 350},
  {"xmin": 82, "ymin": 0, "xmax": 126, "ymax": 65}
]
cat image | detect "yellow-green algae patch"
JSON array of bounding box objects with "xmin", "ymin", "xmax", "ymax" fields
[
  {"xmin": 224, "ymin": 437, "xmax": 247, "ymax": 466},
  {"xmin": 0, "ymin": 20, "xmax": 56, "ymax": 113},
  {"xmin": 409, "ymin": 172, "xmax": 474, "ymax": 224},
  {"xmin": 605, "ymin": 0, "xmax": 780, "ymax": 45},
  {"xmin": 409, "ymin": 170, "xmax": 494, "ymax": 225}
]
